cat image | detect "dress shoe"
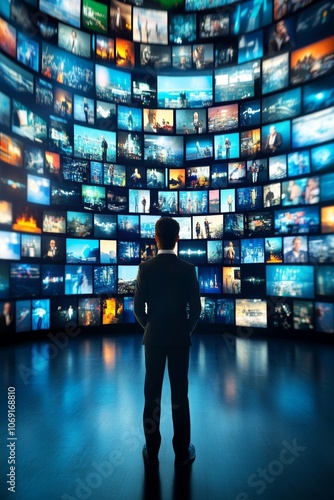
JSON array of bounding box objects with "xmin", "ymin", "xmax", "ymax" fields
[
  {"xmin": 142, "ymin": 445, "xmax": 159, "ymax": 466},
  {"xmin": 174, "ymin": 443, "xmax": 196, "ymax": 466}
]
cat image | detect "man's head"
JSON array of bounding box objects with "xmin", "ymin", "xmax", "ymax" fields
[
  {"xmin": 3, "ymin": 302, "xmax": 11, "ymax": 315},
  {"xmin": 292, "ymin": 237, "xmax": 301, "ymax": 251},
  {"xmin": 275, "ymin": 21, "xmax": 287, "ymax": 37},
  {"xmin": 148, "ymin": 109, "xmax": 156, "ymax": 124},
  {"xmin": 154, "ymin": 217, "xmax": 179, "ymax": 250}
]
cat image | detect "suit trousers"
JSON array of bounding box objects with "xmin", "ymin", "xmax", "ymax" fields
[{"xmin": 143, "ymin": 345, "xmax": 191, "ymax": 459}]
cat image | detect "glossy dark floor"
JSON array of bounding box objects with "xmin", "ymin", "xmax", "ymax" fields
[{"xmin": 1, "ymin": 333, "xmax": 334, "ymax": 500}]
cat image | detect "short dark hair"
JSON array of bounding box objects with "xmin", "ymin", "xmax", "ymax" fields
[{"xmin": 155, "ymin": 217, "xmax": 179, "ymax": 249}]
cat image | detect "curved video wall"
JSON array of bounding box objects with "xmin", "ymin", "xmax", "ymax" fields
[{"xmin": 0, "ymin": 0, "xmax": 334, "ymax": 337}]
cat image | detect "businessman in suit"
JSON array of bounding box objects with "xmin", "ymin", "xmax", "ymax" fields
[
  {"xmin": 0, "ymin": 302, "xmax": 14, "ymax": 333},
  {"xmin": 265, "ymin": 125, "xmax": 283, "ymax": 153},
  {"xmin": 134, "ymin": 217, "xmax": 201, "ymax": 467}
]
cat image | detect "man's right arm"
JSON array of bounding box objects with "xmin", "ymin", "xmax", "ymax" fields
[
  {"xmin": 187, "ymin": 267, "xmax": 202, "ymax": 333},
  {"xmin": 134, "ymin": 265, "xmax": 148, "ymax": 329}
]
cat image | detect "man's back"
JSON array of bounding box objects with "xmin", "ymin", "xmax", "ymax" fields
[
  {"xmin": 134, "ymin": 254, "xmax": 201, "ymax": 346},
  {"xmin": 134, "ymin": 217, "xmax": 200, "ymax": 467}
]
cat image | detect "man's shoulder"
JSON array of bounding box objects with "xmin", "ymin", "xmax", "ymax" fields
[{"xmin": 140, "ymin": 255, "xmax": 195, "ymax": 270}]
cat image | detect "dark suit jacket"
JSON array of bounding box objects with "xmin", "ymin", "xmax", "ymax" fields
[
  {"xmin": 268, "ymin": 38, "xmax": 292, "ymax": 55},
  {"xmin": 0, "ymin": 314, "xmax": 14, "ymax": 333},
  {"xmin": 134, "ymin": 253, "xmax": 201, "ymax": 346},
  {"xmin": 265, "ymin": 132, "xmax": 283, "ymax": 151}
]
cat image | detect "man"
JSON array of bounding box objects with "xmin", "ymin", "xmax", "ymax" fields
[
  {"xmin": 144, "ymin": 109, "xmax": 157, "ymax": 133},
  {"xmin": 193, "ymin": 45, "xmax": 205, "ymax": 69},
  {"xmin": 225, "ymin": 137, "xmax": 231, "ymax": 158},
  {"xmin": 192, "ymin": 111, "xmax": 200, "ymax": 133},
  {"xmin": 265, "ymin": 187, "xmax": 275, "ymax": 207},
  {"xmin": 268, "ymin": 20, "xmax": 292, "ymax": 54},
  {"xmin": 0, "ymin": 302, "xmax": 14, "ymax": 332},
  {"xmin": 83, "ymin": 98, "xmax": 89, "ymax": 123},
  {"xmin": 68, "ymin": 29, "xmax": 79, "ymax": 55},
  {"xmin": 141, "ymin": 196, "xmax": 147, "ymax": 213},
  {"xmin": 250, "ymin": 161, "xmax": 259, "ymax": 183},
  {"xmin": 134, "ymin": 217, "xmax": 201, "ymax": 467},
  {"xmin": 204, "ymin": 217, "xmax": 211, "ymax": 239},
  {"xmin": 127, "ymin": 110, "xmax": 133, "ymax": 130},
  {"xmin": 112, "ymin": 6, "xmax": 123, "ymax": 32},
  {"xmin": 265, "ymin": 125, "xmax": 283, "ymax": 152},
  {"xmin": 284, "ymin": 236, "xmax": 308, "ymax": 263},
  {"xmin": 287, "ymin": 180, "xmax": 302, "ymax": 205},
  {"xmin": 225, "ymin": 241, "xmax": 236, "ymax": 265},
  {"xmin": 101, "ymin": 136, "xmax": 108, "ymax": 161},
  {"xmin": 227, "ymin": 193, "xmax": 233, "ymax": 212},
  {"xmin": 43, "ymin": 239, "xmax": 60, "ymax": 260}
]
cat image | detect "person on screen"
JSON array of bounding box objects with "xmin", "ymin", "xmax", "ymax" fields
[
  {"xmin": 180, "ymin": 90, "xmax": 187, "ymax": 108},
  {"xmin": 227, "ymin": 193, "xmax": 233, "ymax": 212},
  {"xmin": 250, "ymin": 161, "xmax": 259, "ymax": 183},
  {"xmin": 141, "ymin": 45, "xmax": 152, "ymax": 66},
  {"xmin": 287, "ymin": 180, "xmax": 302, "ymax": 205},
  {"xmin": 66, "ymin": 305, "xmax": 74, "ymax": 322},
  {"xmin": 144, "ymin": 109, "xmax": 157, "ymax": 133},
  {"xmin": 225, "ymin": 241, "xmax": 236, "ymax": 264},
  {"xmin": 204, "ymin": 217, "xmax": 211, "ymax": 239},
  {"xmin": 268, "ymin": 20, "xmax": 292, "ymax": 54},
  {"xmin": 148, "ymin": 169, "xmax": 158, "ymax": 187},
  {"xmin": 195, "ymin": 221, "xmax": 201, "ymax": 238},
  {"xmin": 141, "ymin": 196, "xmax": 147, "ymax": 213},
  {"xmin": 127, "ymin": 110, "xmax": 133, "ymax": 129},
  {"xmin": 101, "ymin": 136, "xmax": 108, "ymax": 161},
  {"xmin": 204, "ymin": 145, "xmax": 211, "ymax": 157},
  {"xmin": 130, "ymin": 168, "xmax": 141, "ymax": 186},
  {"xmin": 83, "ymin": 98, "xmax": 89, "ymax": 123},
  {"xmin": 265, "ymin": 126, "xmax": 283, "ymax": 153},
  {"xmin": 112, "ymin": 6, "xmax": 123, "ymax": 32},
  {"xmin": 225, "ymin": 46, "xmax": 234, "ymax": 62},
  {"xmin": 0, "ymin": 302, "xmax": 13, "ymax": 332},
  {"xmin": 43, "ymin": 239, "xmax": 60, "ymax": 260},
  {"xmin": 134, "ymin": 217, "xmax": 201, "ymax": 467},
  {"xmin": 284, "ymin": 237, "xmax": 308, "ymax": 263},
  {"xmin": 193, "ymin": 45, "xmax": 205, "ymax": 69},
  {"xmin": 76, "ymin": 267, "xmax": 85, "ymax": 294},
  {"xmin": 225, "ymin": 137, "xmax": 231, "ymax": 158},
  {"xmin": 291, "ymin": 152, "xmax": 307, "ymax": 175},
  {"xmin": 68, "ymin": 29, "xmax": 79, "ymax": 55},
  {"xmin": 107, "ymin": 164, "xmax": 114, "ymax": 185},
  {"xmin": 304, "ymin": 177, "xmax": 320, "ymax": 204},
  {"xmin": 265, "ymin": 187, "xmax": 275, "ymax": 207}
]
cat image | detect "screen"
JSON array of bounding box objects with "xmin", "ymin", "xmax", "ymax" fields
[{"xmin": 0, "ymin": 0, "xmax": 333, "ymax": 337}]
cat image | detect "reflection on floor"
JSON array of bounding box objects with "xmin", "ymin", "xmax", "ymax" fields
[{"xmin": 1, "ymin": 333, "xmax": 334, "ymax": 500}]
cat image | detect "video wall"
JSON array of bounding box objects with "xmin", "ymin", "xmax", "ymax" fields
[{"xmin": 0, "ymin": 0, "xmax": 334, "ymax": 336}]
